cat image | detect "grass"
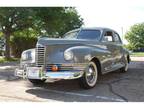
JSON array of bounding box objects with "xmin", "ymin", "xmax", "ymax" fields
[
  {"xmin": 0, "ymin": 57, "xmax": 20, "ymax": 63},
  {"xmin": 130, "ymin": 52, "xmax": 144, "ymax": 57}
]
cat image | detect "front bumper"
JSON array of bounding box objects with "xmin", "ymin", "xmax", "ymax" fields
[{"xmin": 15, "ymin": 67, "xmax": 84, "ymax": 80}]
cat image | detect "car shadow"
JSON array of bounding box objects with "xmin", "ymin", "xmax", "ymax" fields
[
  {"xmin": 0, "ymin": 62, "xmax": 21, "ymax": 82},
  {"xmin": 0, "ymin": 61, "xmax": 143, "ymax": 101},
  {"xmin": 0, "ymin": 70, "xmax": 22, "ymax": 82},
  {"xmin": 25, "ymin": 70, "xmax": 128, "ymax": 102},
  {"xmin": 26, "ymin": 79, "xmax": 92, "ymax": 102},
  {"xmin": 25, "ymin": 61, "xmax": 144, "ymax": 102}
]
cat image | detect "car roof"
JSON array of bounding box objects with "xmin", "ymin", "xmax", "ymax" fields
[{"xmin": 66, "ymin": 27, "xmax": 118, "ymax": 34}]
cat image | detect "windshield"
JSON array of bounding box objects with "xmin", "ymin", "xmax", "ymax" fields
[
  {"xmin": 63, "ymin": 31, "xmax": 78, "ymax": 39},
  {"xmin": 64, "ymin": 29, "xmax": 101, "ymax": 40},
  {"xmin": 77, "ymin": 30, "xmax": 101, "ymax": 40}
]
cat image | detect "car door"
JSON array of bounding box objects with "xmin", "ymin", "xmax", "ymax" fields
[
  {"xmin": 101, "ymin": 30, "xmax": 118, "ymax": 73},
  {"xmin": 112, "ymin": 32, "xmax": 124, "ymax": 67}
]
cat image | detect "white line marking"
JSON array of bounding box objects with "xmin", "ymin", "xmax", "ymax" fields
[
  {"xmin": 33, "ymin": 87, "xmax": 125, "ymax": 102},
  {"xmin": 95, "ymin": 96, "xmax": 125, "ymax": 102},
  {"xmin": 0, "ymin": 80, "xmax": 5, "ymax": 82}
]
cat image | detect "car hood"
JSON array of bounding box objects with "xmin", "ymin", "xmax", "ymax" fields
[{"xmin": 37, "ymin": 38, "xmax": 98, "ymax": 46}]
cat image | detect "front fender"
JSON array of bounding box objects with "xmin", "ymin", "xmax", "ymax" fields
[
  {"xmin": 67, "ymin": 45, "xmax": 109, "ymax": 63},
  {"xmin": 68, "ymin": 46, "xmax": 91, "ymax": 63}
]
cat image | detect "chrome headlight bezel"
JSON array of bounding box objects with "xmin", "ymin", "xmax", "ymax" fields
[
  {"xmin": 21, "ymin": 49, "xmax": 35, "ymax": 63},
  {"xmin": 64, "ymin": 50, "xmax": 74, "ymax": 61},
  {"xmin": 21, "ymin": 52, "xmax": 27, "ymax": 61}
]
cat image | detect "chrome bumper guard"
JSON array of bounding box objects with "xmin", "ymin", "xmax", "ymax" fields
[{"xmin": 15, "ymin": 67, "xmax": 84, "ymax": 80}]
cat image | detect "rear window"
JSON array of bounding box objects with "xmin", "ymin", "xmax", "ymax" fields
[{"xmin": 77, "ymin": 30, "xmax": 101, "ymax": 40}]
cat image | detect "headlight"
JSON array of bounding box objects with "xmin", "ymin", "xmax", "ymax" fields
[
  {"xmin": 21, "ymin": 52, "xmax": 28, "ymax": 60},
  {"xmin": 21, "ymin": 49, "xmax": 35, "ymax": 62},
  {"xmin": 64, "ymin": 50, "xmax": 73, "ymax": 60}
]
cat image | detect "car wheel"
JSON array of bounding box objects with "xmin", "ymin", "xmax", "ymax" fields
[
  {"xmin": 120, "ymin": 57, "xmax": 128, "ymax": 73},
  {"xmin": 28, "ymin": 79, "xmax": 46, "ymax": 85},
  {"xmin": 79, "ymin": 61, "xmax": 98, "ymax": 89}
]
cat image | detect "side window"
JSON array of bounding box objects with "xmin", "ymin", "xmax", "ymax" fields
[
  {"xmin": 113, "ymin": 33, "xmax": 122, "ymax": 43},
  {"xmin": 102, "ymin": 31, "xmax": 114, "ymax": 42}
]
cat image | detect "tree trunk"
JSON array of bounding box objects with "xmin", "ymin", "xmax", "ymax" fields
[{"xmin": 5, "ymin": 33, "xmax": 11, "ymax": 59}]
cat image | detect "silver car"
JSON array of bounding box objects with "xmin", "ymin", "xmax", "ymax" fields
[{"xmin": 15, "ymin": 27, "xmax": 130, "ymax": 89}]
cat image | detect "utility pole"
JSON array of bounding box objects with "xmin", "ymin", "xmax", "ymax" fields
[{"xmin": 121, "ymin": 27, "xmax": 124, "ymax": 42}]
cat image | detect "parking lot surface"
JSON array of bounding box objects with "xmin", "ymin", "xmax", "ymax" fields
[{"xmin": 0, "ymin": 59, "xmax": 144, "ymax": 102}]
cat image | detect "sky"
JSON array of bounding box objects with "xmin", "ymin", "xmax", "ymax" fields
[
  {"xmin": 75, "ymin": 0, "xmax": 144, "ymax": 43},
  {"xmin": 0, "ymin": 0, "xmax": 144, "ymax": 43},
  {"xmin": 1, "ymin": 0, "xmax": 144, "ymax": 36}
]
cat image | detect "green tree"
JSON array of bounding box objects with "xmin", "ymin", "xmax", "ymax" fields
[
  {"xmin": 58, "ymin": 8, "xmax": 83, "ymax": 37},
  {"xmin": 0, "ymin": 7, "xmax": 35, "ymax": 58},
  {"xmin": 34, "ymin": 7, "xmax": 83, "ymax": 37},
  {"xmin": 10, "ymin": 28, "xmax": 38, "ymax": 57},
  {"xmin": 0, "ymin": 7, "xmax": 83, "ymax": 58},
  {"xmin": 125, "ymin": 23, "xmax": 144, "ymax": 50}
]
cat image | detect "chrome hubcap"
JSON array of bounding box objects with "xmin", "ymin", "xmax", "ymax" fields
[{"xmin": 86, "ymin": 63, "xmax": 97, "ymax": 86}]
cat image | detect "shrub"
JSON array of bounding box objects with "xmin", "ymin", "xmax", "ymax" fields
[{"xmin": 10, "ymin": 35, "xmax": 37, "ymax": 58}]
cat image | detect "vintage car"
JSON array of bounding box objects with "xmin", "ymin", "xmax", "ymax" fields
[{"xmin": 15, "ymin": 27, "xmax": 130, "ymax": 89}]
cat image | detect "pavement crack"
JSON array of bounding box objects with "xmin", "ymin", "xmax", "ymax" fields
[
  {"xmin": 97, "ymin": 76, "xmax": 144, "ymax": 102},
  {"xmin": 107, "ymin": 83, "xmax": 128, "ymax": 102},
  {"xmin": 98, "ymin": 81, "xmax": 128, "ymax": 102},
  {"xmin": 98, "ymin": 77, "xmax": 130, "ymax": 102}
]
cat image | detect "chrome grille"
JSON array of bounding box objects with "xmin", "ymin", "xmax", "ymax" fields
[
  {"xmin": 46, "ymin": 64, "xmax": 85, "ymax": 71},
  {"xmin": 36, "ymin": 46, "xmax": 45, "ymax": 67}
]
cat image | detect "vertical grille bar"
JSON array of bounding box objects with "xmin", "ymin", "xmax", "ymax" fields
[{"xmin": 36, "ymin": 46, "xmax": 45, "ymax": 67}]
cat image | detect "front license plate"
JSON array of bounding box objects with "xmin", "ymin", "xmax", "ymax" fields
[{"xmin": 27, "ymin": 67, "xmax": 40, "ymax": 79}]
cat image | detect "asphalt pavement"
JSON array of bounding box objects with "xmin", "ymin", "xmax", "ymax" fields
[{"xmin": 0, "ymin": 58, "xmax": 144, "ymax": 102}]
